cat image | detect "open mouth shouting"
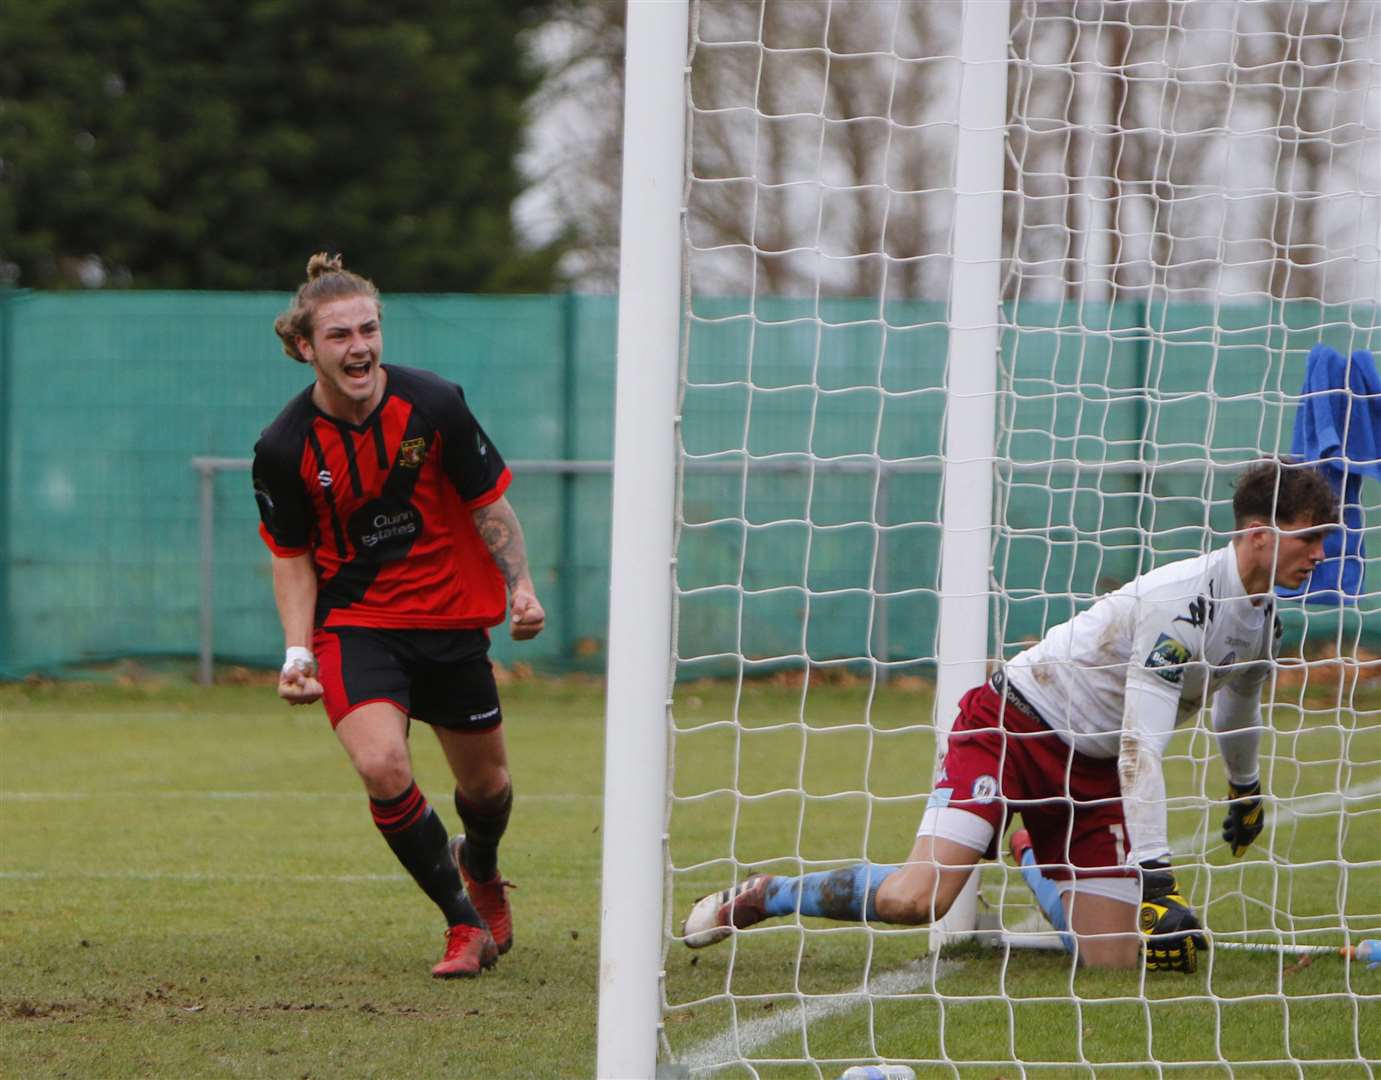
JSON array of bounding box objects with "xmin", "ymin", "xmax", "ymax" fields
[{"xmin": 342, "ymin": 358, "xmax": 375, "ymax": 387}]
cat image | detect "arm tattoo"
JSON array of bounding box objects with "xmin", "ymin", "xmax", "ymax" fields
[{"xmin": 472, "ymin": 499, "xmax": 530, "ymax": 590}]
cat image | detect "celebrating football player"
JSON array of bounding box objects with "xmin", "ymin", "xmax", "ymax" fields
[{"xmin": 253, "ymin": 254, "xmax": 544, "ymax": 978}]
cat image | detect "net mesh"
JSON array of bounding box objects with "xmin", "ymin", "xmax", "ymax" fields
[{"xmin": 663, "ymin": 0, "xmax": 1381, "ymax": 1074}]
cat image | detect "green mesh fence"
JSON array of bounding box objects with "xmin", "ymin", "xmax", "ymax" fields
[
  {"xmin": 0, "ymin": 291, "xmax": 1376, "ymax": 679},
  {"xmin": 0, "ymin": 291, "xmax": 615, "ymax": 678}
]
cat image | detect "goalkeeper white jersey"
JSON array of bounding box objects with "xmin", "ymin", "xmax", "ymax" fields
[{"xmin": 1004, "ymin": 544, "xmax": 1278, "ymax": 761}]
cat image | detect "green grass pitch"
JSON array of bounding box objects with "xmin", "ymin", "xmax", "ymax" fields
[
  {"xmin": 2, "ymin": 675, "xmax": 1378, "ymax": 1078},
  {"xmin": 662, "ymin": 677, "xmax": 1381, "ymax": 1078},
  {"xmin": 0, "ymin": 678, "xmax": 605, "ymax": 1078}
]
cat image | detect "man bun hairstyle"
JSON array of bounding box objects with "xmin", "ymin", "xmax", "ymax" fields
[
  {"xmin": 273, "ymin": 253, "xmax": 382, "ymax": 363},
  {"xmin": 1232, "ymin": 458, "xmax": 1338, "ymax": 529}
]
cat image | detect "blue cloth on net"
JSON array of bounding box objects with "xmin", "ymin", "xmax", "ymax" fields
[{"xmin": 1275, "ymin": 344, "xmax": 1381, "ymax": 605}]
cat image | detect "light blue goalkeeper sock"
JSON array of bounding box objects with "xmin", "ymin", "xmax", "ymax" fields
[
  {"xmin": 762, "ymin": 863, "xmax": 900, "ymax": 922},
  {"xmin": 1016, "ymin": 846, "xmax": 1074, "ymax": 953}
]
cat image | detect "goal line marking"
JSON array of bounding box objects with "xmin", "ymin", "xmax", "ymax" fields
[
  {"xmin": 675, "ymin": 776, "xmax": 1380, "ymax": 1070},
  {"xmin": 677, "ymin": 958, "xmax": 960, "ymax": 1072}
]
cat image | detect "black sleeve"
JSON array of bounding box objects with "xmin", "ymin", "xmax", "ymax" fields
[
  {"xmin": 253, "ymin": 437, "xmax": 313, "ymax": 554},
  {"xmin": 438, "ymin": 384, "xmax": 508, "ymax": 503}
]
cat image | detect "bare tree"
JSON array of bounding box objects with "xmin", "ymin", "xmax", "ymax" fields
[
  {"xmin": 1001, "ymin": 0, "xmax": 1378, "ymax": 305},
  {"xmin": 687, "ymin": 0, "xmax": 963, "ymax": 299},
  {"xmin": 526, "ymin": 0, "xmax": 1378, "ymax": 305},
  {"xmin": 518, "ymin": 1, "xmax": 627, "ymax": 290}
]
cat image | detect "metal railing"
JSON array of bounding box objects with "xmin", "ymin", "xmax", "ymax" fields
[
  {"xmin": 191, "ymin": 456, "xmax": 610, "ymax": 685},
  {"xmin": 193, "ymin": 453, "xmax": 1215, "ymax": 684}
]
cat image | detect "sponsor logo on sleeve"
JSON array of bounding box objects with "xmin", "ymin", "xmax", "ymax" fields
[{"xmin": 1145, "ymin": 633, "xmax": 1192, "ymax": 684}]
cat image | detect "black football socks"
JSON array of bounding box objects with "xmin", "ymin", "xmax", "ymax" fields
[
  {"xmin": 454, "ymin": 783, "xmax": 513, "ymax": 883},
  {"xmin": 371, "ymin": 781, "xmax": 484, "ymax": 928}
]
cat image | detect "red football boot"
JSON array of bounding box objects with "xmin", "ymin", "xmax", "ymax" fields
[
  {"xmin": 450, "ymin": 835, "xmax": 515, "ymax": 955},
  {"xmin": 431, "ymin": 923, "xmax": 499, "ymax": 979}
]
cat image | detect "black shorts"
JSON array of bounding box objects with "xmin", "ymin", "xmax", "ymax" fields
[{"xmin": 312, "ymin": 626, "xmax": 502, "ymax": 732}]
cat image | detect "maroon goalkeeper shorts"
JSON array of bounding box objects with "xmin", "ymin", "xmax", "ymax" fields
[
  {"xmin": 312, "ymin": 626, "xmax": 502, "ymax": 733},
  {"xmin": 936, "ymin": 680, "xmax": 1133, "ymax": 881}
]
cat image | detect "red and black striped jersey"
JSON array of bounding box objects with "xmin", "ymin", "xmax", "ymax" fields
[{"xmin": 252, "ymin": 364, "xmax": 511, "ymax": 630}]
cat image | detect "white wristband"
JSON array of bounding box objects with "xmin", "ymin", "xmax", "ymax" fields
[{"xmin": 282, "ymin": 646, "xmax": 316, "ymax": 676}]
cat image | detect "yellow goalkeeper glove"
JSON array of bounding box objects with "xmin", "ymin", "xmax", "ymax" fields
[
  {"xmin": 1140, "ymin": 862, "xmax": 1206, "ymax": 974},
  {"xmin": 1221, "ymin": 779, "xmax": 1264, "ymax": 857}
]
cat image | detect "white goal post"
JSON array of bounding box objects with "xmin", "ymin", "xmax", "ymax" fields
[
  {"xmin": 602, "ymin": 0, "xmax": 1381, "ymax": 1077},
  {"xmin": 927, "ymin": 0, "xmax": 1009, "ymax": 948},
  {"xmin": 597, "ymin": 3, "xmax": 690, "ymax": 1078}
]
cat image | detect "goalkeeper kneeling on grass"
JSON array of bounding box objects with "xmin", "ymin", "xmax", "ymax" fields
[{"xmin": 683, "ymin": 459, "xmax": 1335, "ymax": 973}]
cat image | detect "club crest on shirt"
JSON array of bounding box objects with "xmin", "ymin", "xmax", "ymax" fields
[
  {"xmin": 1145, "ymin": 633, "xmax": 1192, "ymax": 684},
  {"xmin": 397, "ymin": 437, "xmax": 427, "ymax": 469},
  {"xmin": 971, "ymin": 775, "xmax": 999, "ymax": 805}
]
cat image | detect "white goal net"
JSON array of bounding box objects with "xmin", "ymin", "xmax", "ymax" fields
[{"xmin": 648, "ymin": 0, "xmax": 1381, "ymax": 1076}]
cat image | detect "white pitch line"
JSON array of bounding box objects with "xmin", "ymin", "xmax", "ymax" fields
[
  {"xmin": 0, "ymin": 711, "xmax": 258, "ymax": 722},
  {"xmin": 0, "ymin": 869, "xmax": 408, "ymax": 884},
  {"xmin": 679, "ymin": 958, "xmax": 957, "ymax": 1075},
  {"xmin": 1169, "ymin": 776, "xmax": 1381, "ymax": 856},
  {"xmin": 1, "ymin": 790, "xmax": 599, "ymax": 802},
  {"xmin": 676, "ymin": 775, "xmax": 1381, "ymax": 1069}
]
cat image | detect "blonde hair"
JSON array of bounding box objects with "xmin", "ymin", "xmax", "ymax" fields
[{"xmin": 273, "ymin": 253, "xmax": 381, "ymax": 363}]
